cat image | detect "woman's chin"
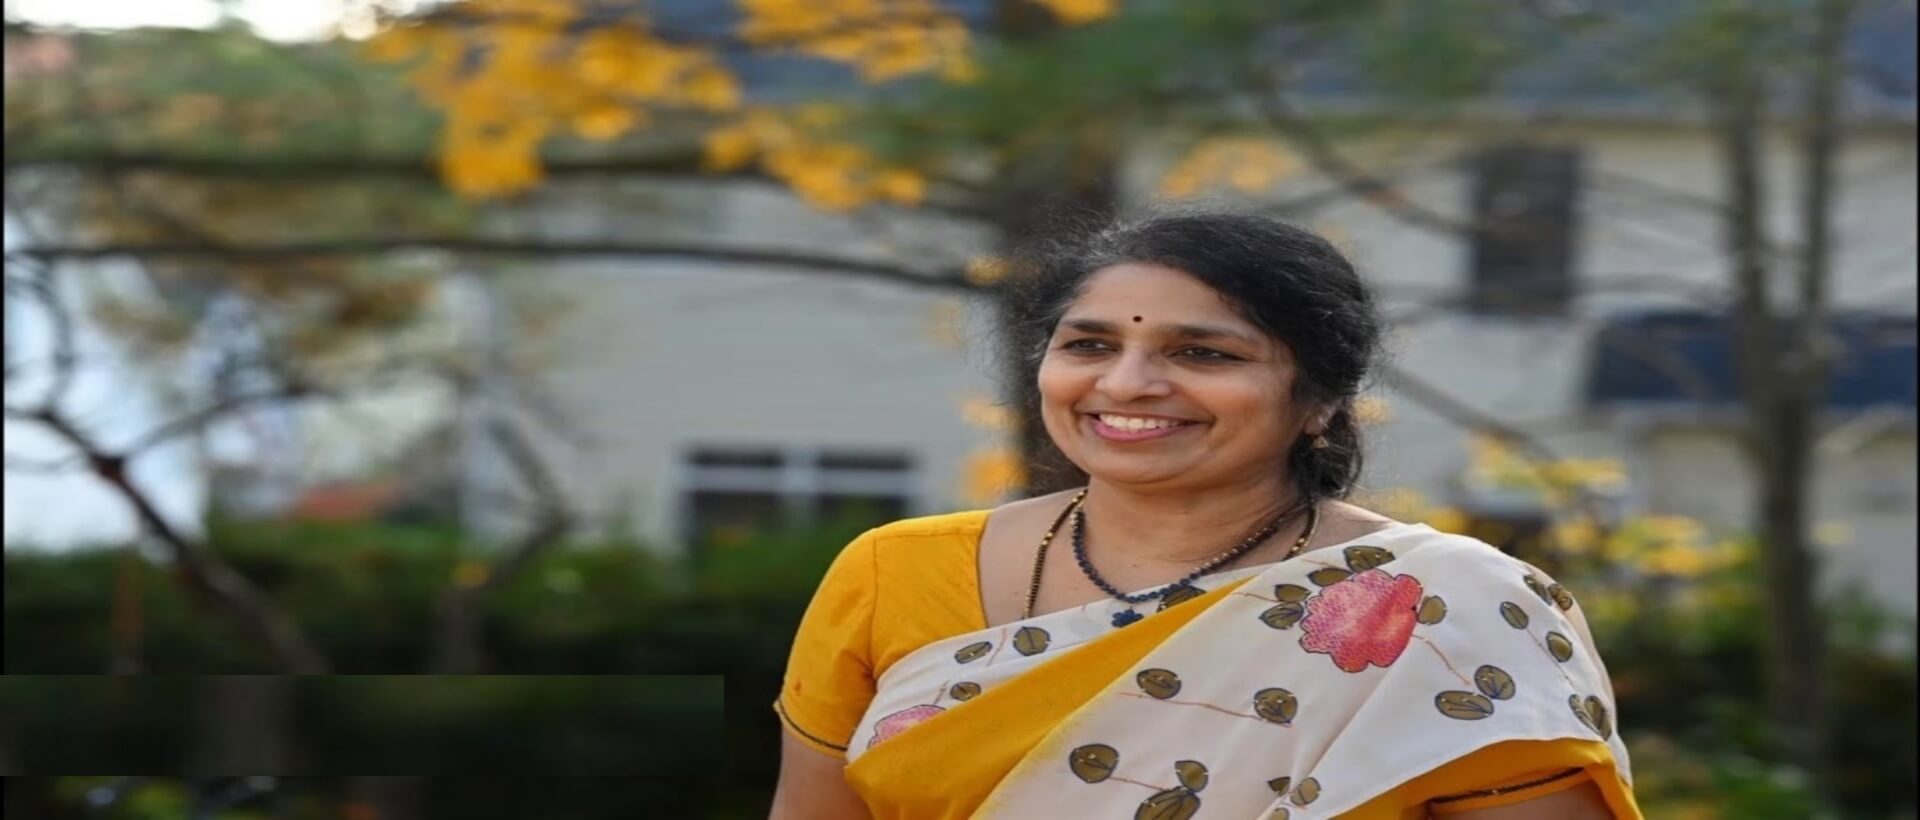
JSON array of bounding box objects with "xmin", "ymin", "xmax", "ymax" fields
[{"xmin": 1078, "ymin": 457, "xmax": 1198, "ymax": 487}]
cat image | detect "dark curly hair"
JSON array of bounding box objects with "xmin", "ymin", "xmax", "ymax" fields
[{"xmin": 990, "ymin": 210, "xmax": 1382, "ymax": 504}]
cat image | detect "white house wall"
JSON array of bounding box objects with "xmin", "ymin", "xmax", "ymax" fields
[{"xmin": 499, "ymin": 179, "xmax": 1002, "ymax": 552}]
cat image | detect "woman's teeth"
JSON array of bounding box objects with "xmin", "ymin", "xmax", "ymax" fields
[{"xmin": 1097, "ymin": 414, "xmax": 1192, "ymax": 431}]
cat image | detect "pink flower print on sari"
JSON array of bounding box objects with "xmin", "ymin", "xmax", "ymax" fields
[
  {"xmin": 868, "ymin": 704, "xmax": 945, "ymax": 749},
  {"xmin": 1299, "ymin": 569, "xmax": 1425, "ymax": 673}
]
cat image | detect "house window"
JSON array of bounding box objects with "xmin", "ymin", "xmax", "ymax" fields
[
  {"xmin": 680, "ymin": 446, "xmax": 915, "ymax": 548},
  {"xmin": 1468, "ymin": 143, "xmax": 1582, "ymax": 317}
]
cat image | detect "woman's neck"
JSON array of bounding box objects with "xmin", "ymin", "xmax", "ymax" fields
[{"xmin": 1076, "ymin": 476, "xmax": 1303, "ymax": 566}]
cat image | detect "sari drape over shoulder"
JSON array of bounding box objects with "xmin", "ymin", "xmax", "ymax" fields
[{"xmin": 777, "ymin": 513, "xmax": 1641, "ymax": 819}]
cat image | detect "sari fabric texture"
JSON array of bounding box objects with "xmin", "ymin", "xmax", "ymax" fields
[{"xmin": 778, "ymin": 513, "xmax": 1642, "ymax": 819}]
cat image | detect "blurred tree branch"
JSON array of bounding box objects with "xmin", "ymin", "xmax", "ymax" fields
[
  {"xmin": 2, "ymin": 268, "xmax": 330, "ymax": 673},
  {"xmin": 428, "ymin": 363, "xmax": 576, "ymax": 674},
  {"xmin": 6, "ymin": 240, "xmax": 976, "ymax": 291}
]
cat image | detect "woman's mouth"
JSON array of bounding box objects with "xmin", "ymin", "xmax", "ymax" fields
[{"xmin": 1086, "ymin": 413, "xmax": 1202, "ymax": 442}]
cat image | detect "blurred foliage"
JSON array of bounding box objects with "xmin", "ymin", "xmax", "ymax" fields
[
  {"xmin": 4, "ymin": 26, "xmax": 439, "ymax": 159},
  {"xmin": 340, "ymin": 0, "xmax": 1575, "ymax": 206},
  {"xmin": 357, "ymin": 0, "xmax": 1126, "ymax": 203},
  {"xmin": 6, "ymin": 509, "xmax": 1914, "ymax": 818},
  {"xmin": 2, "ymin": 514, "xmax": 860, "ymax": 817},
  {"xmin": 1563, "ymin": 536, "xmax": 1916, "ymax": 820},
  {"xmin": 4, "ymin": 24, "xmax": 491, "ymax": 385}
]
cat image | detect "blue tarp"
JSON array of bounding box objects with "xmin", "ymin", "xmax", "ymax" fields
[{"xmin": 1585, "ymin": 310, "xmax": 1917, "ymax": 410}]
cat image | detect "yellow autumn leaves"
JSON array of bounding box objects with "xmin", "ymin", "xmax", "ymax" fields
[
  {"xmin": 739, "ymin": 0, "xmax": 977, "ymax": 83},
  {"xmin": 702, "ymin": 107, "xmax": 928, "ymax": 210},
  {"xmin": 959, "ymin": 395, "xmax": 1024, "ymax": 506},
  {"xmin": 1357, "ymin": 432, "xmax": 1767, "ymax": 582},
  {"xmin": 363, "ymin": 0, "xmax": 1117, "ymax": 203},
  {"xmin": 365, "ymin": 2, "xmax": 740, "ymax": 198},
  {"xmin": 740, "ymin": 0, "xmax": 1114, "ymax": 80},
  {"xmin": 1464, "ymin": 433, "xmax": 1628, "ymax": 505},
  {"xmin": 1159, "ymin": 137, "xmax": 1302, "ymax": 199}
]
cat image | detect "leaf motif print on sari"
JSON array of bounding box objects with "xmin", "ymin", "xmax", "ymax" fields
[
  {"xmin": 1136, "ymin": 760, "xmax": 1209, "ymax": 820},
  {"xmin": 1522, "ymin": 572, "xmax": 1556, "ymax": 607},
  {"xmin": 1258, "ymin": 583, "xmax": 1312, "ymax": 630},
  {"xmin": 1289, "ymin": 777, "xmax": 1321, "ymax": 807},
  {"xmin": 1065, "ymin": 747, "xmax": 1213, "ymax": 820},
  {"xmin": 1342, "ymin": 545, "xmax": 1396, "ymax": 571},
  {"xmin": 1433, "ymin": 666, "xmax": 1509, "ymax": 722},
  {"xmin": 1158, "ymin": 584, "xmax": 1206, "ymax": 611},
  {"xmin": 1252, "ymin": 687, "xmax": 1298, "ymax": 725},
  {"xmin": 867, "ymin": 704, "xmax": 944, "ymax": 749},
  {"xmin": 1136, "ymin": 668, "xmax": 1182, "ymax": 699},
  {"xmin": 1297, "ymin": 568, "xmax": 1425, "ymax": 673},
  {"xmin": 1499, "ymin": 601, "xmax": 1531, "ymax": 629},
  {"xmin": 1012, "ymin": 626, "xmax": 1051, "ymax": 656},
  {"xmin": 1546, "ymin": 631, "xmax": 1575, "ymax": 662},
  {"xmin": 1570, "ymin": 694, "xmax": 1614, "ymax": 739},
  {"xmin": 1435, "ymin": 690, "xmax": 1496, "ymax": 720},
  {"xmin": 1472, "ymin": 664, "xmax": 1517, "ymax": 700},
  {"xmin": 954, "ymin": 641, "xmax": 993, "ymax": 664},
  {"xmin": 1068, "ymin": 743, "xmax": 1119, "ymax": 783},
  {"xmin": 1548, "ymin": 582, "xmax": 1575, "ymax": 611}
]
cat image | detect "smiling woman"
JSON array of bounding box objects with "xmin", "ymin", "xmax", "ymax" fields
[{"xmin": 769, "ymin": 213, "xmax": 1639, "ymax": 820}]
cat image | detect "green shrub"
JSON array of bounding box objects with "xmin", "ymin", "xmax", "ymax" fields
[{"xmin": 1569, "ymin": 537, "xmax": 1916, "ymax": 818}]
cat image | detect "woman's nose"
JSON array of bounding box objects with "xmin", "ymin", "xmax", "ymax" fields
[{"xmin": 1094, "ymin": 353, "xmax": 1172, "ymax": 400}]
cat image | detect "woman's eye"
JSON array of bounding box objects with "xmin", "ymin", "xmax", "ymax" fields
[
  {"xmin": 1060, "ymin": 339, "xmax": 1111, "ymax": 352},
  {"xmin": 1176, "ymin": 347, "xmax": 1237, "ymax": 361}
]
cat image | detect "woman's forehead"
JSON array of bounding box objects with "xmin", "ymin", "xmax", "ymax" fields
[{"xmin": 1065, "ymin": 263, "xmax": 1254, "ymax": 329}]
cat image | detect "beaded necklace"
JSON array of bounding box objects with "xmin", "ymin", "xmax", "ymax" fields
[{"xmin": 1022, "ymin": 490, "xmax": 1320, "ymax": 627}]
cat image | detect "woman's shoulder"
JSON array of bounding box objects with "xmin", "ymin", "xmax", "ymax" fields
[
  {"xmin": 854, "ymin": 508, "xmax": 1003, "ymax": 671},
  {"xmin": 862, "ymin": 489, "xmax": 1078, "ymax": 551},
  {"xmin": 1377, "ymin": 524, "xmax": 1511, "ymax": 562},
  {"xmin": 1374, "ymin": 526, "xmax": 1590, "ymax": 619},
  {"xmin": 850, "ymin": 508, "xmax": 996, "ymax": 587},
  {"xmin": 863, "ymin": 508, "xmax": 994, "ymax": 545}
]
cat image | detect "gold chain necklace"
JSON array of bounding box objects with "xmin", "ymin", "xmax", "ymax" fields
[{"xmin": 1022, "ymin": 490, "xmax": 1321, "ymax": 621}]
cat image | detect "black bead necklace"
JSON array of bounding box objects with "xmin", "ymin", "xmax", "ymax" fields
[{"xmin": 1073, "ymin": 500, "xmax": 1313, "ymax": 627}]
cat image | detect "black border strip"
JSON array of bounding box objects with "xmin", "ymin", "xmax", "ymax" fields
[
  {"xmin": 773, "ymin": 699, "xmax": 849, "ymax": 752},
  {"xmin": 1428, "ymin": 766, "xmax": 1585, "ymax": 805}
]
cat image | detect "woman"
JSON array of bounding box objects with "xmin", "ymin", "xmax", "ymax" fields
[{"xmin": 770, "ymin": 213, "xmax": 1638, "ymax": 819}]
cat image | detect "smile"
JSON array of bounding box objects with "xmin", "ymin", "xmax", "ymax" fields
[{"xmin": 1086, "ymin": 413, "xmax": 1201, "ymax": 442}]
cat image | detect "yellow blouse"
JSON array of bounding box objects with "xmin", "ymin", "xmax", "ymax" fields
[{"xmin": 777, "ymin": 511, "xmax": 1640, "ymax": 818}]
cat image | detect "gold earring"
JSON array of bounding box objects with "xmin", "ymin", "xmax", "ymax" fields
[{"xmin": 1310, "ymin": 434, "xmax": 1330, "ymax": 449}]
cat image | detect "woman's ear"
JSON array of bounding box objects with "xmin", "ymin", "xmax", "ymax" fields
[{"xmin": 1304, "ymin": 407, "xmax": 1337, "ymax": 437}]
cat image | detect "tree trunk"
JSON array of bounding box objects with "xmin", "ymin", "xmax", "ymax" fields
[
  {"xmin": 1716, "ymin": 0, "xmax": 1851, "ymax": 791},
  {"xmin": 990, "ymin": 160, "xmax": 1119, "ymax": 498},
  {"xmin": 1751, "ymin": 390, "xmax": 1828, "ymax": 777},
  {"xmin": 1754, "ymin": 0, "xmax": 1851, "ymax": 790},
  {"xmin": 109, "ymin": 544, "xmax": 146, "ymax": 674},
  {"xmin": 977, "ymin": 0, "xmax": 1124, "ymax": 498},
  {"xmin": 190, "ymin": 676, "xmax": 290, "ymax": 776}
]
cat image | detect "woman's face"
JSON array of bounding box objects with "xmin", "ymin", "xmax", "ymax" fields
[{"xmin": 1037, "ymin": 263, "xmax": 1316, "ymax": 492}]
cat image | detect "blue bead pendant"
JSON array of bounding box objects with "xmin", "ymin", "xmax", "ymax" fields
[{"xmin": 1111, "ymin": 609, "xmax": 1145, "ymax": 628}]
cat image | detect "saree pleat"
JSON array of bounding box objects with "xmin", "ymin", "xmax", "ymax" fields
[{"xmin": 843, "ymin": 578, "xmax": 1256, "ymax": 819}]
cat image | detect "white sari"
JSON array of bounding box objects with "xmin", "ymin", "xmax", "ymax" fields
[{"xmin": 844, "ymin": 523, "xmax": 1634, "ymax": 819}]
